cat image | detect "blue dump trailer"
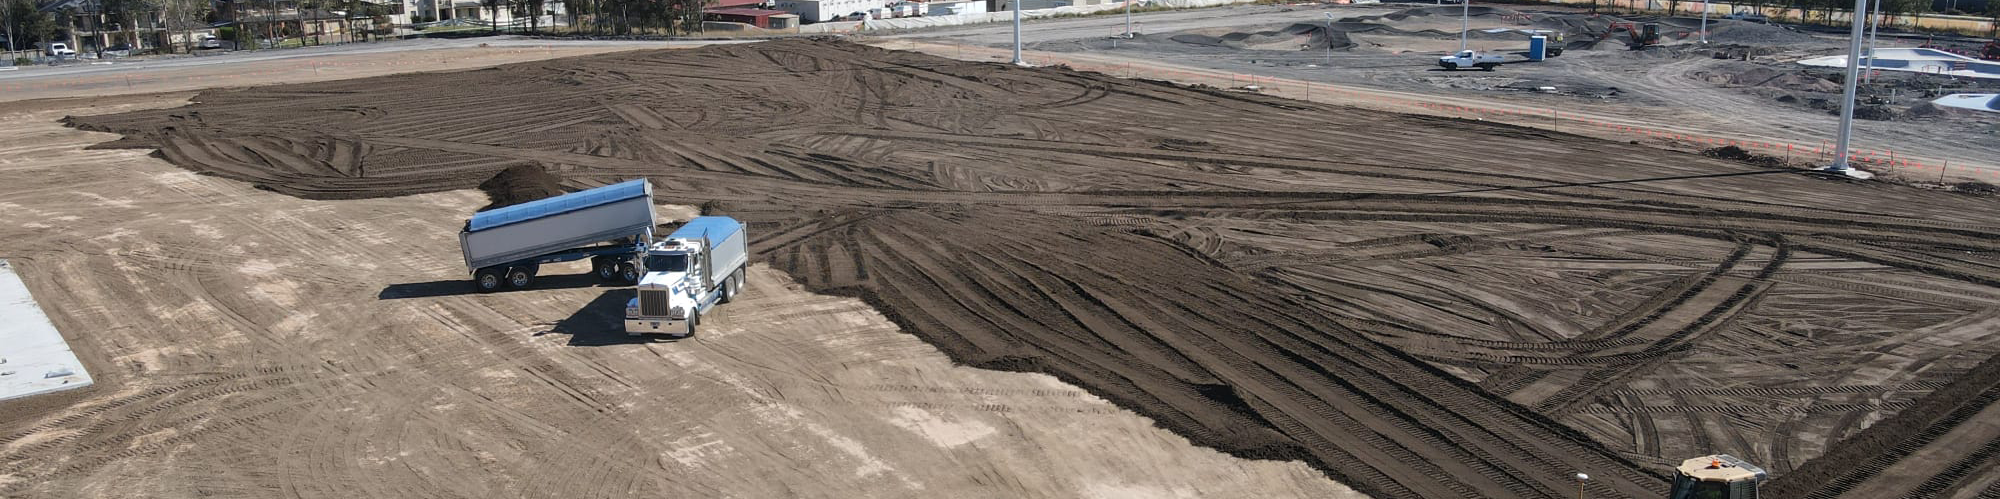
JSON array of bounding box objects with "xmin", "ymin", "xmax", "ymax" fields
[{"xmin": 459, "ymin": 179, "xmax": 656, "ymax": 292}]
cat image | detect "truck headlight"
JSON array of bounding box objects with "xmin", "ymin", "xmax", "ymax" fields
[{"xmin": 670, "ymin": 306, "xmax": 686, "ymax": 319}]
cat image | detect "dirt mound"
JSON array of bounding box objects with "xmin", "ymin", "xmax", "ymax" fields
[
  {"xmin": 1701, "ymin": 145, "xmax": 1789, "ymax": 167},
  {"xmin": 1852, "ymin": 103, "xmax": 1902, "ymax": 121},
  {"xmin": 1701, "ymin": 20, "xmax": 1815, "ymax": 45},
  {"xmin": 1696, "ymin": 64, "xmax": 1841, "ymax": 92},
  {"xmin": 476, "ymin": 163, "xmax": 566, "ymax": 211},
  {"xmin": 1906, "ymin": 102, "xmax": 1962, "ymax": 119},
  {"xmin": 1171, "ymin": 23, "xmax": 1355, "ymax": 51}
]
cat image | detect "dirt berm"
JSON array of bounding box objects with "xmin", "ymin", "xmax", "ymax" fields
[{"xmin": 66, "ymin": 39, "xmax": 2000, "ymax": 499}]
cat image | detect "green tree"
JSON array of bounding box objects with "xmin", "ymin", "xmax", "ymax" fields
[{"xmin": 3, "ymin": 0, "xmax": 57, "ymax": 55}]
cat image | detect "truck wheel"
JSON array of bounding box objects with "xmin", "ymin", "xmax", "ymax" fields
[
  {"xmin": 474, "ymin": 268, "xmax": 503, "ymax": 293},
  {"xmin": 1443, "ymin": 62, "xmax": 1458, "ymax": 71},
  {"xmin": 1480, "ymin": 63, "xmax": 1497, "ymax": 71},
  {"xmin": 734, "ymin": 270, "xmax": 746, "ymax": 292},
  {"xmin": 719, "ymin": 277, "xmax": 735, "ymax": 304},
  {"xmin": 618, "ymin": 262, "xmax": 640, "ymax": 283},
  {"xmin": 593, "ymin": 257, "xmax": 618, "ymax": 281},
  {"xmin": 683, "ymin": 311, "xmax": 699, "ymax": 337},
  {"xmin": 506, "ymin": 267, "xmax": 533, "ymax": 288}
]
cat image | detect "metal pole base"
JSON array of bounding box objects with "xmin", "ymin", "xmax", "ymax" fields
[{"xmin": 1820, "ymin": 165, "xmax": 1876, "ymax": 179}]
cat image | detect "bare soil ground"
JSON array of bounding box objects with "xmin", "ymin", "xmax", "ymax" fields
[
  {"xmin": 0, "ymin": 94, "xmax": 1360, "ymax": 497},
  {"xmin": 29, "ymin": 39, "xmax": 2000, "ymax": 498},
  {"xmin": 1021, "ymin": 4, "xmax": 2000, "ymax": 179}
]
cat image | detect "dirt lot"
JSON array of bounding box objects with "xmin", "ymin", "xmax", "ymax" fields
[
  {"xmin": 0, "ymin": 97, "xmax": 1359, "ymax": 497},
  {"xmin": 1013, "ymin": 4, "xmax": 2000, "ymax": 179},
  {"xmin": 16, "ymin": 39, "xmax": 1998, "ymax": 498}
]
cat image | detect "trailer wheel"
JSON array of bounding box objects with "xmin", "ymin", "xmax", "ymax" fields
[
  {"xmin": 719, "ymin": 277, "xmax": 735, "ymax": 304},
  {"xmin": 733, "ymin": 269, "xmax": 746, "ymax": 293},
  {"xmin": 506, "ymin": 267, "xmax": 533, "ymax": 288},
  {"xmin": 618, "ymin": 262, "xmax": 640, "ymax": 283},
  {"xmin": 474, "ymin": 268, "xmax": 503, "ymax": 293},
  {"xmin": 593, "ymin": 257, "xmax": 618, "ymax": 281}
]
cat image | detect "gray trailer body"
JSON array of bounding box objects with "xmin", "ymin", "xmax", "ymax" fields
[{"xmin": 459, "ymin": 180, "xmax": 656, "ymax": 273}]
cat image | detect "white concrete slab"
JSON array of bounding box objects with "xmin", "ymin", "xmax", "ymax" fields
[
  {"xmin": 0, "ymin": 259, "xmax": 93, "ymax": 401},
  {"xmin": 1934, "ymin": 93, "xmax": 2000, "ymax": 113},
  {"xmin": 1797, "ymin": 48, "xmax": 2000, "ymax": 80}
]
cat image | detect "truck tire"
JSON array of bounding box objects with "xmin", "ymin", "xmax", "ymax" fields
[
  {"xmin": 618, "ymin": 262, "xmax": 640, "ymax": 283},
  {"xmin": 734, "ymin": 270, "xmax": 746, "ymax": 292},
  {"xmin": 1443, "ymin": 62, "xmax": 1458, "ymax": 71},
  {"xmin": 1479, "ymin": 63, "xmax": 1497, "ymax": 71},
  {"xmin": 506, "ymin": 267, "xmax": 533, "ymax": 288},
  {"xmin": 684, "ymin": 311, "xmax": 699, "ymax": 337},
  {"xmin": 719, "ymin": 277, "xmax": 735, "ymax": 304},
  {"xmin": 593, "ymin": 258, "xmax": 618, "ymax": 281},
  {"xmin": 473, "ymin": 268, "xmax": 503, "ymax": 293}
]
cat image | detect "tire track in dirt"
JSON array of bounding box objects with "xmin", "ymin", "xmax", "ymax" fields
[{"xmin": 57, "ymin": 39, "xmax": 2000, "ymax": 498}]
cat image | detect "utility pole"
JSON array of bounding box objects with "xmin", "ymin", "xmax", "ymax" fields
[
  {"xmin": 1700, "ymin": 0, "xmax": 1709, "ymax": 43},
  {"xmin": 1122, "ymin": 0, "xmax": 1131, "ymax": 37},
  {"xmin": 1863, "ymin": 0, "xmax": 1881, "ymax": 83},
  {"xmin": 1459, "ymin": 0, "xmax": 1468, "ymax": 52},
  {"xmin": 1827, "ymin": 0, "xmax": 1873, "ymax": 178},
  {"xmin": 1008, "ymin": 0, "xmax": 1024, "ymax": 64},
  {"xmin": 1324, "ymin": 12, "xmax": 1334, "ymax": 66}
]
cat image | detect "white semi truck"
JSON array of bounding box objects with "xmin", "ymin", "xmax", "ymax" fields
[{"xmin": 624, "ymin": 217, "xmax": 748, "ymax": 336}]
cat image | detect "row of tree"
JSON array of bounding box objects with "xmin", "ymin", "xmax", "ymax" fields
[{"xmin": 454, "ymin": 0, "xmax": 714, "ymax": 36}]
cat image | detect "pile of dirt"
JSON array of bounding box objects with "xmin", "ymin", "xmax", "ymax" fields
[
  {"xmin": 476, "ymin": 163, "xmax": 565, "ymax": 211},
  {"xmin": 1851, "ymin": 104, "xmax": 1902, "ymax": 121},
  {"xmin": 1701, "ymin": 145, "xmax": 1790, "ymax": 167},
  {"xmin": 1906, "ymin": 102, "xmax": 1962, "ymax": 119},
  {"xmin": 1699, "ymin": 20, "xmax": 1816, "ymax": 45},
  {"xmin": 1695, "ymin": 64, "xmax": 1841, "ymax": 92}
]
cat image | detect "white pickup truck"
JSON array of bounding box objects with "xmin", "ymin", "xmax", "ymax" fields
[{"xmin": 1438, "ymin": 50, "xmax": 1504, "ymax": 71}]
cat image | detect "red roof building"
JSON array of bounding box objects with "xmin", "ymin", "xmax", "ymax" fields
[{"xmin": 702, "ymin": 8, "xmax": 799, "ymax": 28}]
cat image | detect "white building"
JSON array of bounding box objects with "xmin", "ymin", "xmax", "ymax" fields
[
  {"xmin": 774, "ymin": 0, "xmax": 887, "ymax": 22},
  {"xmin": 918, "ymin": 0, "xmax": 985, "ymax": 16}
]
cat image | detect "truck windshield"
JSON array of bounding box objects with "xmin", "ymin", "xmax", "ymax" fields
[{"xmin": 645, "ymin": 254, "xmax": 689, "ymax": 272}]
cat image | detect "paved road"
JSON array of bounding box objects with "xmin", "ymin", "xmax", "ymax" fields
[
  {"xmin": 881, "ymin": 4, "xmax": 1400, "ymax": 45},
  {"xmin": 0, "ymin": 37, "xmax": 740, "ymax": 84}
]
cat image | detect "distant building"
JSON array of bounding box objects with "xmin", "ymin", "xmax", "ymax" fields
[
  {"xmin": 916, "ymin": 0, "xmax": 985, "ymax": 16},
  {"xmin": 774, "ymin": 0, "xmax": 886, "ymax": 22},
  {"xmin": 703, "ymin": 7, "xmax": 798, "ymax": 28}
]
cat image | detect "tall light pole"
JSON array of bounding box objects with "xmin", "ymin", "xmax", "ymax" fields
[
  {"xmin": 1123, "ymin": 0, "xmax": 1132, "ymax": 38},
  {"xmin": 1575, "ymin": 473, "xmax": 1590, "ymax": 499},
  {"xmin": 1011, "ymin": 0, "xmax": 1023, "ymax": 65},
  {"xmin": 1863, "ymin": 0, "xmax": 1881, "ymax": 83},
  {"xmin": 1324, "ymin": 12, "xmax": 1334, "ymax": 66},
  {"xmin": 1700, "ymin": 0, "xmax": 1709, "ymax": 43},
  {"xmin": 1827, "ymin": 0, "xmax": 1874, "ymax": 178},
  {"xmin": 1459, "ymin": 0, "xmax": 1469, "ymax": 52}
]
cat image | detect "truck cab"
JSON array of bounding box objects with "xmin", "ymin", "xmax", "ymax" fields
[
  {"xmin": 1439, "ymin": 50, "xmax": 1503, "ymax": 71},
  {"xmin": 625, "ymin": 217, "xmax": 748, "ymax": 336}
]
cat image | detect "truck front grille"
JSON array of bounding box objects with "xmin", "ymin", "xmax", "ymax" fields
[{"xmin": 639, "ymin": 289, "xmax": 671, "ymax": 317}]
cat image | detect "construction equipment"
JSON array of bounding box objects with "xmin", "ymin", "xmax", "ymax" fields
[
  {"xmin": 458, "ymin": 179, "xmax": 657, "ymax": 292},
  {"xmin": 624, "ymin": 216, "xmax": 750, "ymax": 336},
  {"xmin": 1668, "ymin": 454, "xmax": 1766, "ymax": 499},
  {"xmin": 1606, "ymin": 21, "xmax": 1661, "ymax": 49}
]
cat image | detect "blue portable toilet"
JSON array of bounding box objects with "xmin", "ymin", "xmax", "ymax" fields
[{"xmin": 1528, "ymin": 35, "xmax": 1547, "ymax": 61}]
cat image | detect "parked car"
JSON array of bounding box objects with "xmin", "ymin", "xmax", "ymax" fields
[
  {"xmin": 199, "ymin": 36, "xmax": 222, "ymax": 49},
  {"xmin": 98, "ymin": 44, "xmax": 131, "ymax": 58},
  {"xmin": 43, "ymin": 42, "xmax": 76, "ymax": 58}
]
